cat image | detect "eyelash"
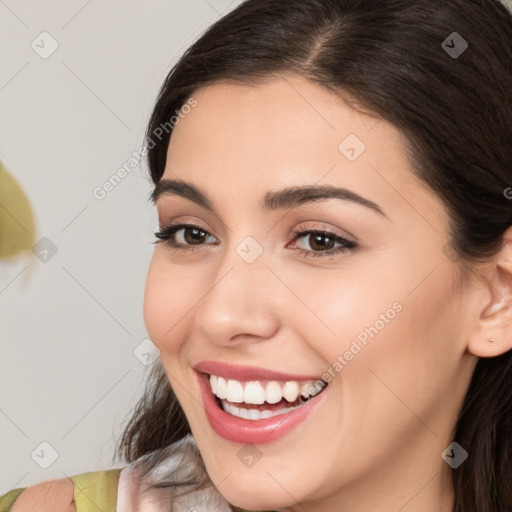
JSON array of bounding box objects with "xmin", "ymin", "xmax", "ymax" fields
[{"xmin": 153, "ymin": 222, "xmax": 357, "ymax": 258}]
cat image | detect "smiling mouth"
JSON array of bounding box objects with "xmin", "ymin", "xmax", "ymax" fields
[{"xmin": 208, "ymin": 374, "xmax": 328, "ymax": 421}]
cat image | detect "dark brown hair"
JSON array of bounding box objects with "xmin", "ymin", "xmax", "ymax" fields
[{"xmin": 115, "ymin": 1, "xmax": 512, "ymax": 510}]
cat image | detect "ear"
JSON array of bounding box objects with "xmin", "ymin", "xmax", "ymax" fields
[{"xmin": 467, "ymin": 226, "xmax": 512, "ymax": 358}]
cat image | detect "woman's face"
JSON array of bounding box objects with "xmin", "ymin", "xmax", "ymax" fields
[{"xmin": 144, "ymin": 75, "xmax": 478, "ymax": 511}]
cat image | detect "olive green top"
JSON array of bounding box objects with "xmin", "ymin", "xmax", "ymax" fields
[{"xmin": 0, "ymin": 469, "xmax": 120, "ymax": 512}]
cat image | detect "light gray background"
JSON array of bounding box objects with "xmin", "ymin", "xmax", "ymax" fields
[
  {"xmin": 0, "ymin": 0, "xmax": 243, "ymax": 492},
  {"xmin": 1, "ymin": 0, "xmax": 511, "ymax": 494}
]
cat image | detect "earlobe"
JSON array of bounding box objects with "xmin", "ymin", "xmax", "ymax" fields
[
  {"xmin": 468, "ymin": 292, "xmax": 512, "ymax": 358},
  {"xmin": 467, "ymin": 227, "xmax": 512, "ymax": 358}
]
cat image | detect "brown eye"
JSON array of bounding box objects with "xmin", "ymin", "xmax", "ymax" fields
[
  {"xmin": 303, "ymin": 232, "xmax": 337, "ymax": 251},
  {"xmin": 180, "ymin": 226, "xmax": 208, "ymax": 245},
  {"xmin": 290, "ymin": 227, "xmax": 358, "ymax": 258},
  {"xmin": 154, "ymin": 224, "xmax": 217, "ymax": 248}
]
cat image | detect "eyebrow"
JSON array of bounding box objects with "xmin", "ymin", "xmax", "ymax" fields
[{"xmin": 151, "ymin": 178, "xmax": 387, "ymax": 218}]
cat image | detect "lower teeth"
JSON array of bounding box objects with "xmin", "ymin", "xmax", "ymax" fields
[{"xmin": 220, "ymin": 398, "xmax": 309, "ymax": 420}]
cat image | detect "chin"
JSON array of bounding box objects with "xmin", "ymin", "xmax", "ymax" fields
[
  {"xmin": 200, "ymin": 458, "xmax": 303, "ymax": 510},
  {"xmin": 218, "ymin": 485, "xmax": 295, "ymax": 512}
]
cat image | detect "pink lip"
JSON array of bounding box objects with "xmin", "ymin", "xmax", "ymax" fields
[
  {"xmin": 195, "ymin": 367, "xmax": 327, "ymax": 444},
  {"xmin": 194, "ymin": 360, "xmax": 322, "ymax": 382}
]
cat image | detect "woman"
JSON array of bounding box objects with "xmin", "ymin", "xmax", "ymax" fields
[{"xmin": 2, "ymin": 0, "xmax": 511, "ymax": 510}]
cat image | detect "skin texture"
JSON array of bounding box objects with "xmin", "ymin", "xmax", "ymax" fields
[
  {"xmin": 11, "ymin": 478, "xmax": 75, "ymax": 512},
  {"xmin": 144, "ymin": 75, "xmax": 512, "ymax": 512}
]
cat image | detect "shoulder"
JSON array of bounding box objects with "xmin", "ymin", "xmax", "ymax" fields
[
  {"xmin": 1, "ymin": 468, "xmax": 122, "ymax": 512},
  {"xmin": 9, "ymin": 477, "xmax": 75, "ymax": 512}
]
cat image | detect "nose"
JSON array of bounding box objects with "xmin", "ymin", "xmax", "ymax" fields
[{"xmin": 195, "ymin": 255, "xmax": 281, "ymax": 348}]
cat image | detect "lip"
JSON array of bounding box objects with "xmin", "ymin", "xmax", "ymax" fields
[
  {"xmin": 195, "ymin": 366, "xmax": 327, "ymax": 444},
  {"xmin": 194, "ymin": 360, "xmax": 323, "ymax": 382}
]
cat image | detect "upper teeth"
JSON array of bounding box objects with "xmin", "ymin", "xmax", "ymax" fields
[{"xmin": 209, "ymin": 374, "xmax": 325, "ymax": 404}]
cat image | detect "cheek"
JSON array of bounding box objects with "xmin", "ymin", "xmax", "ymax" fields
[
  {"xmin": 333, "ymin": 262, "xmax": 463, "ymax": 429},
  {"xmin": 286, "ymin": 263, "xmax": 403, "ymax": 366},
  {"xmin": 295, "ymin": 251, "xmax": 461, "ymax": 397},
  {"xmin": 143, "ymin": 254, "xmax": 187, "ymax": 353}
]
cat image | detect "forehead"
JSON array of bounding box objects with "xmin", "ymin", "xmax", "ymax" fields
[
  {"xmin": 170, "ymin": 76, "xmax": 395, "ymax": 160},
  {"xmin": 163, "ymin": 75, "xmax": 443, "ymax": 225}
]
